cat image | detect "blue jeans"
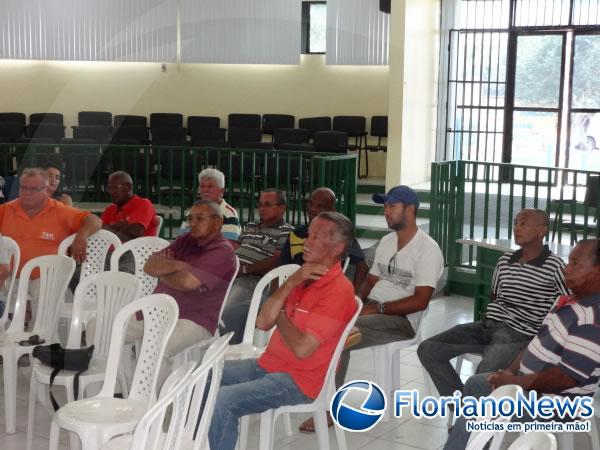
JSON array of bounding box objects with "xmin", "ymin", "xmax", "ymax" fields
[
  {"xmin": 209, "ymin": 359, "xmax": 311, "ymax": 450},
  {"xmin": 417, "ymin": 320, "xmax": 531, "ymax": 396}
]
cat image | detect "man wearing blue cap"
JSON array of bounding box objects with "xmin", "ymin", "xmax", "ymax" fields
[{"xmin": 338, "ymin": 185, "xmax": 444, "ymax": 379}]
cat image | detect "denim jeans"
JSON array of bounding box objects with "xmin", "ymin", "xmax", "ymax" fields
[
  {"xmin": 209, "ymin": 359, "xmax": 311, "ymax": 450},
  {"xmin": 417, "ymin": 320, "xmax": 531, "ymax": 396}
]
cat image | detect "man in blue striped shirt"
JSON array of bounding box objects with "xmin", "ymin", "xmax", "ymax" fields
[{"xmin": 445, "ymin": 239, "xmax": 600, "ymax": 450}]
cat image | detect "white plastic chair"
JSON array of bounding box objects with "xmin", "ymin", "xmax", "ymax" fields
[
  {"xmin": 100, "ymin": 333, "xmax": 233, "ymax": 450},
  {"xmin": 465, "ymin": 384, "xmax": 524, "ymax": 450},
  {"xmin": 553, "ymin": 385, "xmax": 600, "ymax": 450},
  {"xmin": 58, "ymin": 230, "xmax": 122, "ymax": 324},
  {"xmin": 257, "ymin": 296, "xmax": 363, "ymax": 450},
  {"xmin": 154, "ymin": 215, "xmax": 164, "ymax": 237},
  {"xmin": 226, "ymin": 264, "xmax": 300, "ymax": 361},
  {"xmin": 170, "ymin": 255, "xmax": 239, "ymax": 366},
  {"xmin": 48, "ymin": 294, "xmax": 179, "ymax": 450},
  {"xmin": 508, "ymin": 432, "xmax": 557, "ymax": 450},
  {"xmin": 26, "ymin": 271, "xmax": 141, "ymax": 450},
  {"xmin": 0, "ymin": 254, "xmax": 75, "ymax": 434},
  {"xmin": 0, "ymin": 236, "xmax": 20, "ymax": 332},
  {"xmin": 109, "ymin": 236, "xmax": 170, "ymax": 297},
  {"xmin": 371, "ymin": 308, "xmax": 431, "ymax": 406},
  {"xmin": 447, "ymin": 352, "xmax": 483, "ymax": 427}
]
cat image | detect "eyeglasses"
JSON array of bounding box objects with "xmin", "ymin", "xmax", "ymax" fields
[
  {"xmin": 388, "ymin": 252, "xmax": 399, "ymax": 274},
  {"xmin": 20, "ymin": 185, "xmax": 47, "ymax": 194},
  {"xmin": 106, "ymin": 183, "xmax": 126, "ymax": 191},
  {"xmin": 257, "ymin": 202, "xmax": 283, "ymax": 208},
  {"xmin": 185, "ymin": 214, "xmax": 217, "ymax": 223}
]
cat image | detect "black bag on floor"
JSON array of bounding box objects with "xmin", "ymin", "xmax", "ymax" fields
[{"xmin": 32, "ymin": 343, "xmax": 95, "ymax": 410}]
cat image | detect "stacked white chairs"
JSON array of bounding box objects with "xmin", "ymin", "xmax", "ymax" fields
[
  {"xmin": 58, "ymin": 230, "xmax": 122, "ymax": 325},
  {"xmin": 99, "ymin": 333, "xmax": 232, "ymax": 450},
  {"xmin": 0, "ymin": 254, "xmax": 75, "ymax": 434},
  {"xmin": 109, "ymin": 236, "xmax": 170, "ymax": 297},
  {"xmin": 371, "ymin": 308, "xmax": 431, "ymax": 411},
  {"xmin": 465, "ymin": 384, "xmax": 524, "ymax": 450},
  {"xmin": 257, "ymin": 296, "xmax": 363, "ymax": 450},
  {"xmin": 48, "ymin": 294, "xmax": 179, "ymax": 450},
  {"xmin": 0, "ymin": 235, "xmax": 20, "ymax": 332},
  {"xmin": 508, "ymin": 432, "xmax": 557, "ymax": 450},
  {"xmin": 171, "ymin": 256, "xmax": 239, "ymax": 366},
  {"xmin": 26, "ymin": 271, "xmax": 140, "ymax": 450}
]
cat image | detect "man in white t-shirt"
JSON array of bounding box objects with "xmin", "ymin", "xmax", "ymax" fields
[
  {"xmin": 299, "ymin": 184, "xmax": 444, "ymax": 433},
  {"xmin": 337, "ymin": 185, "xmax": 444, "ymax": 383}
]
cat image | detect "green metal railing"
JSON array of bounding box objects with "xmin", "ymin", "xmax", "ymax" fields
[
  {"xmin": 430, "ymin": 160, "xmax": 600, "ymax": 285},
  {"xmin": 4, "ymin": 143, "xmax": 357, "ymax": 236}
]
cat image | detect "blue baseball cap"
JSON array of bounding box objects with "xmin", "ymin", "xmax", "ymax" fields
[{"xmin": 372, "ymin": 185, "xmax": 419, "ymax": 208}]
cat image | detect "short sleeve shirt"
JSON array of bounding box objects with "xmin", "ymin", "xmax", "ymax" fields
[
  {"xmin": 368, "ymin": 229, "xmax": 444, "ymax": 331},
  {"xmin": 258, "ymin": 264, "xmax": 357, "ymax": 398},
  {"xmin": 235, "ymin": 220, "xmax": 294, "ymax": 265},
  {"xmin": 152, "ymin": 233, "xmax": 237, "ymax": 334},
  {"xmin": 101, "ymin": 195, "xmax": 157, "ymax": 237},
  {"xmin": 180, "ymin": 199, "xmax": 241, "ymax": 241},
  {"xmin": 0, "ymin": 198, "xmax": 90, "ymax": 274}
]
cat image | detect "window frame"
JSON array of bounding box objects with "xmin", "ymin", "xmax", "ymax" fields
[{"xmin": 301, "ymin": 1, "xmax": 326, "ymax": 54}]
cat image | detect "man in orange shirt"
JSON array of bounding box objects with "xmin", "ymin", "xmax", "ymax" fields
[
  {"xmin": 209, "ymin": 212, "xmax": 358, "ymax": 450},
  {"xmin": 0, "ymin": 168, "xmax": 101, "ymax": 322},
  {"xmin": 101, "ymin": 171, "xmax": 157, "ymax": 241}
]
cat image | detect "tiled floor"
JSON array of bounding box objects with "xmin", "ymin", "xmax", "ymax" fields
[{"xmin": 0, "ymin": 295, "xmax": 598, "ymax": 449}]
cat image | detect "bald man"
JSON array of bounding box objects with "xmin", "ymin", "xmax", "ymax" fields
[
  {"xmin": 418, "ymin": 208, "xmax": 570, "ymax": 398},
  {"xmin": 101, "ymin": 171, "xmax": 157, "ymax": 241},
  {"xmin": 280, "ymin": 187, "xmax": 368, "ymax": 291}
]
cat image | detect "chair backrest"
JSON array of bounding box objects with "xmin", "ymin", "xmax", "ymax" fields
[
  {"xmin": 114, "ymin": 115, "xmax": 147, "ymax": 128},
  {"xmin": 30, "ymin": 113, "xmax": 64, "ymax": 125},
  {"xmin": 332, "ymin": 116, "xmax": 366, "ymax": 136},
  {"xmin": 98, "ymin": 294, "xmax": 179, "ymax": 405},
  {"xmin": 6, "ymin": 255, "xmax": 75, "ymax": 336},
  {"xmin": 298, "ymin": 116, "xmax": 332, "ymax": 138},
  {"xmin": 0, "ymin": 112, "xmax": 26, "ymax": 127},
  {"xmin": 0, "ymin": 236, "xmax": 20, "ymax": 329},
  {"xmin": 187, "ymin": 116, "xmax": 220, "ymax": 132},
  {"xmin": 190, "ymin": 127, "xmax": 227, "ymax": 146},
  {"xmin": 0, "ymin": 122, "xmax": 25, "ymax": 142},
  {"xmin": 111, "ymin": 125, "xmax": 149, "ymax": 144},
  {"xmin": 67, "ymin": 272, "xmax": 140, "ymax": 355},
  {"xmin": 465, "ymin": 384, "xmax": 524, "ymax": 450},
  {"xmin": 150, "ymin": 113, "xmax": 184, "ymax": 128},
  {"xmin": 26, "ymin": 123, "xmax": 65, "ymax": 141},
  {"xmin": 228, "ymin": 113, "xmax": 261, "ymax": 129},
  {"xmin": 507, "ymin": 432, "xmax": 557, "ymax": 450},
  {"xmin": 370, "ymin": 115, "xmax": 388, "ymax": 137},
  {"xmin": 154, "ymin": 216, "xmax": 164, "ymax": 237},
  {"xmin": 316, "ymin": 296, "xmax": 362, "ymax": 402},
  {"xmin": 241, "ymin": 264, "xmax": 300, "ymax": 345},
  {"xmin": 72, "ymin": 125, "xmax": 113, "ymax": 143},
  {"xmin": 273, "ymin": 128, "xmax": 310, "ymax": 147},
  {"xmin": 262, "ymin": 114, "xmax": 295, "ymax": 134},
  {"xmin": 110, "ymin": 237, "xmax": 170, "ymax": 297},
  {"xmin": 151, "ymin": 126, "xmax": 188, "ymax": 145},
  {"xmin": 227, "ymin": 127, "xmax": 262, "ymax": 147},
  {"xmin": 126, "ymin": 334, "xmax": 232, "ymax": 450},
  {"xmin": 58, "ymin": 230, "xmax": 122, "ymax": 281},
  {"xmin": 313, "ymin": 130, "xmax": 349, "ymax": 153},
  {"xmin": 216, "ymin": 256, "xmax": 240, "ymax": 330},
  {"xmin": 78, "ymin": 111, "xmax": 112, "ymax": 127}
]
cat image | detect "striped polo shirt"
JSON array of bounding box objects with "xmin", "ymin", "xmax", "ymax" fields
[
  {"xmin": 519, "ymin": 293, "xmax": 600, "ymax": 396},
  {"xmin": 235, "ymin": 220, "xmax": 294, "ymax": 265},
  {"xmin": 485, "ymin": 246, "xmax": 569, "ymax": 336},
  {"xmin": 180, "ymin": 199, "xmax": 241, "ymax": 241}
]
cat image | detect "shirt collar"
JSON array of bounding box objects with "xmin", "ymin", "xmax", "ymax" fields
[
  {"xmin": 114, "ymin": 195, "xmax": 138, "ymax": 211},
  {"xmin": 508, "ymin": 245, "xmax": 551, "ymax": 267},
  {"xmin": 307, "ymin": 263, "xmax": 343, "ymax": 290}
]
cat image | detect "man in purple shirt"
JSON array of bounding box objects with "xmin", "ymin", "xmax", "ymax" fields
[{"xmin": 140, "ymin": 200, "xmax": 237, "ymax": 359}]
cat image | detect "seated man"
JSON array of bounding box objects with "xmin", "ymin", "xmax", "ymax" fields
[
  {"xmin": 445, "ymin": 239, "xmax": 600, "ymax": 450},
  {"xmin": 180, "ymin": 168, "xmax": 241, "ymax": 242},
  {"xmin": 418, "ymin": 208, "xmax": 570, "ymax": 398},
  {"xmin": 299, "ymin": 185, "xmax": 444, "ymax": 432},
  {"xmin": 209, "ymin": 212, "xmax": 358, "ymax": 450},
  {"xmin": 101, "ymin": 171, "xmax": 157, "ymax": 241},
  {"xmin": 43, "ymin": 158, "xmax": 73, "ymax": 206},
  {"xmin": 280, "ymin": 187, "xmax": 369, "ymax": 291},
  {"xmin": 220, "ymin": 189, "xmax": 294, "ymax": 344},
  {"xmin": 142, "ymin": 200, "xmax": 237, "ymax": 358},
  {"xmin": 0, "ymin": 168, "xmax": 101, "ymax": 321}
]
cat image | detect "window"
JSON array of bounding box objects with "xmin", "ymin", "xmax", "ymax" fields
[{"xmin": 302, "ymin": 1, "xmax": 326, "ymax": 54}]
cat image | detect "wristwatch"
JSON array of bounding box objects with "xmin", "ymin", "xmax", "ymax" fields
[{"xmin": 377, "ymin": 302, "xmax": 385, "ymax": 314}]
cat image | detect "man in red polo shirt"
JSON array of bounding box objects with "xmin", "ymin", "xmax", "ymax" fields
[
  {"xmin": 209, "ymin": 212, "xmax": 358, "ymax": 450},
  {"xmin": 101, "ymin": 171, "xmax": 157, "ymax": 241}
]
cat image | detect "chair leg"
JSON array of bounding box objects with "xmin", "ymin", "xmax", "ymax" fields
[
  {"xmin": 26, "ymin": 372, "xmax": 38, "ymax": 450},
  {"xmin": 591, "ymin": 416, "xmax": 600, "ymax": 450},
  {"xmin": 259, "ymin": 411, "xmax": 275, "ymax": 450},
  {"xmin": 333, "ymin": 419, "xmax": 348, "ymax": 450},
  {"xmin": 49, "ymin": 421, "xmax": 61, "ymax": 450},
  {"xmin": 557, "ymin": 432, "xmax": 574, "ymax": 450},
  {"xmin": 283, "ymin": 412, "xmax": 293, "ymax": 436},
  {"xmin": 313, "ymin": 409, "xmax": 331, "ymax": 450},
  {"xmin": 64, "ymin": 384, "xmax": 82, "ymax": 450},
  {"xmin": 3, "ymin": 350, "xmax": 17, "ymax": 434},
  {"xmin": 238, "ymin": 415, "xmax": 250, "ymax": 450}
]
